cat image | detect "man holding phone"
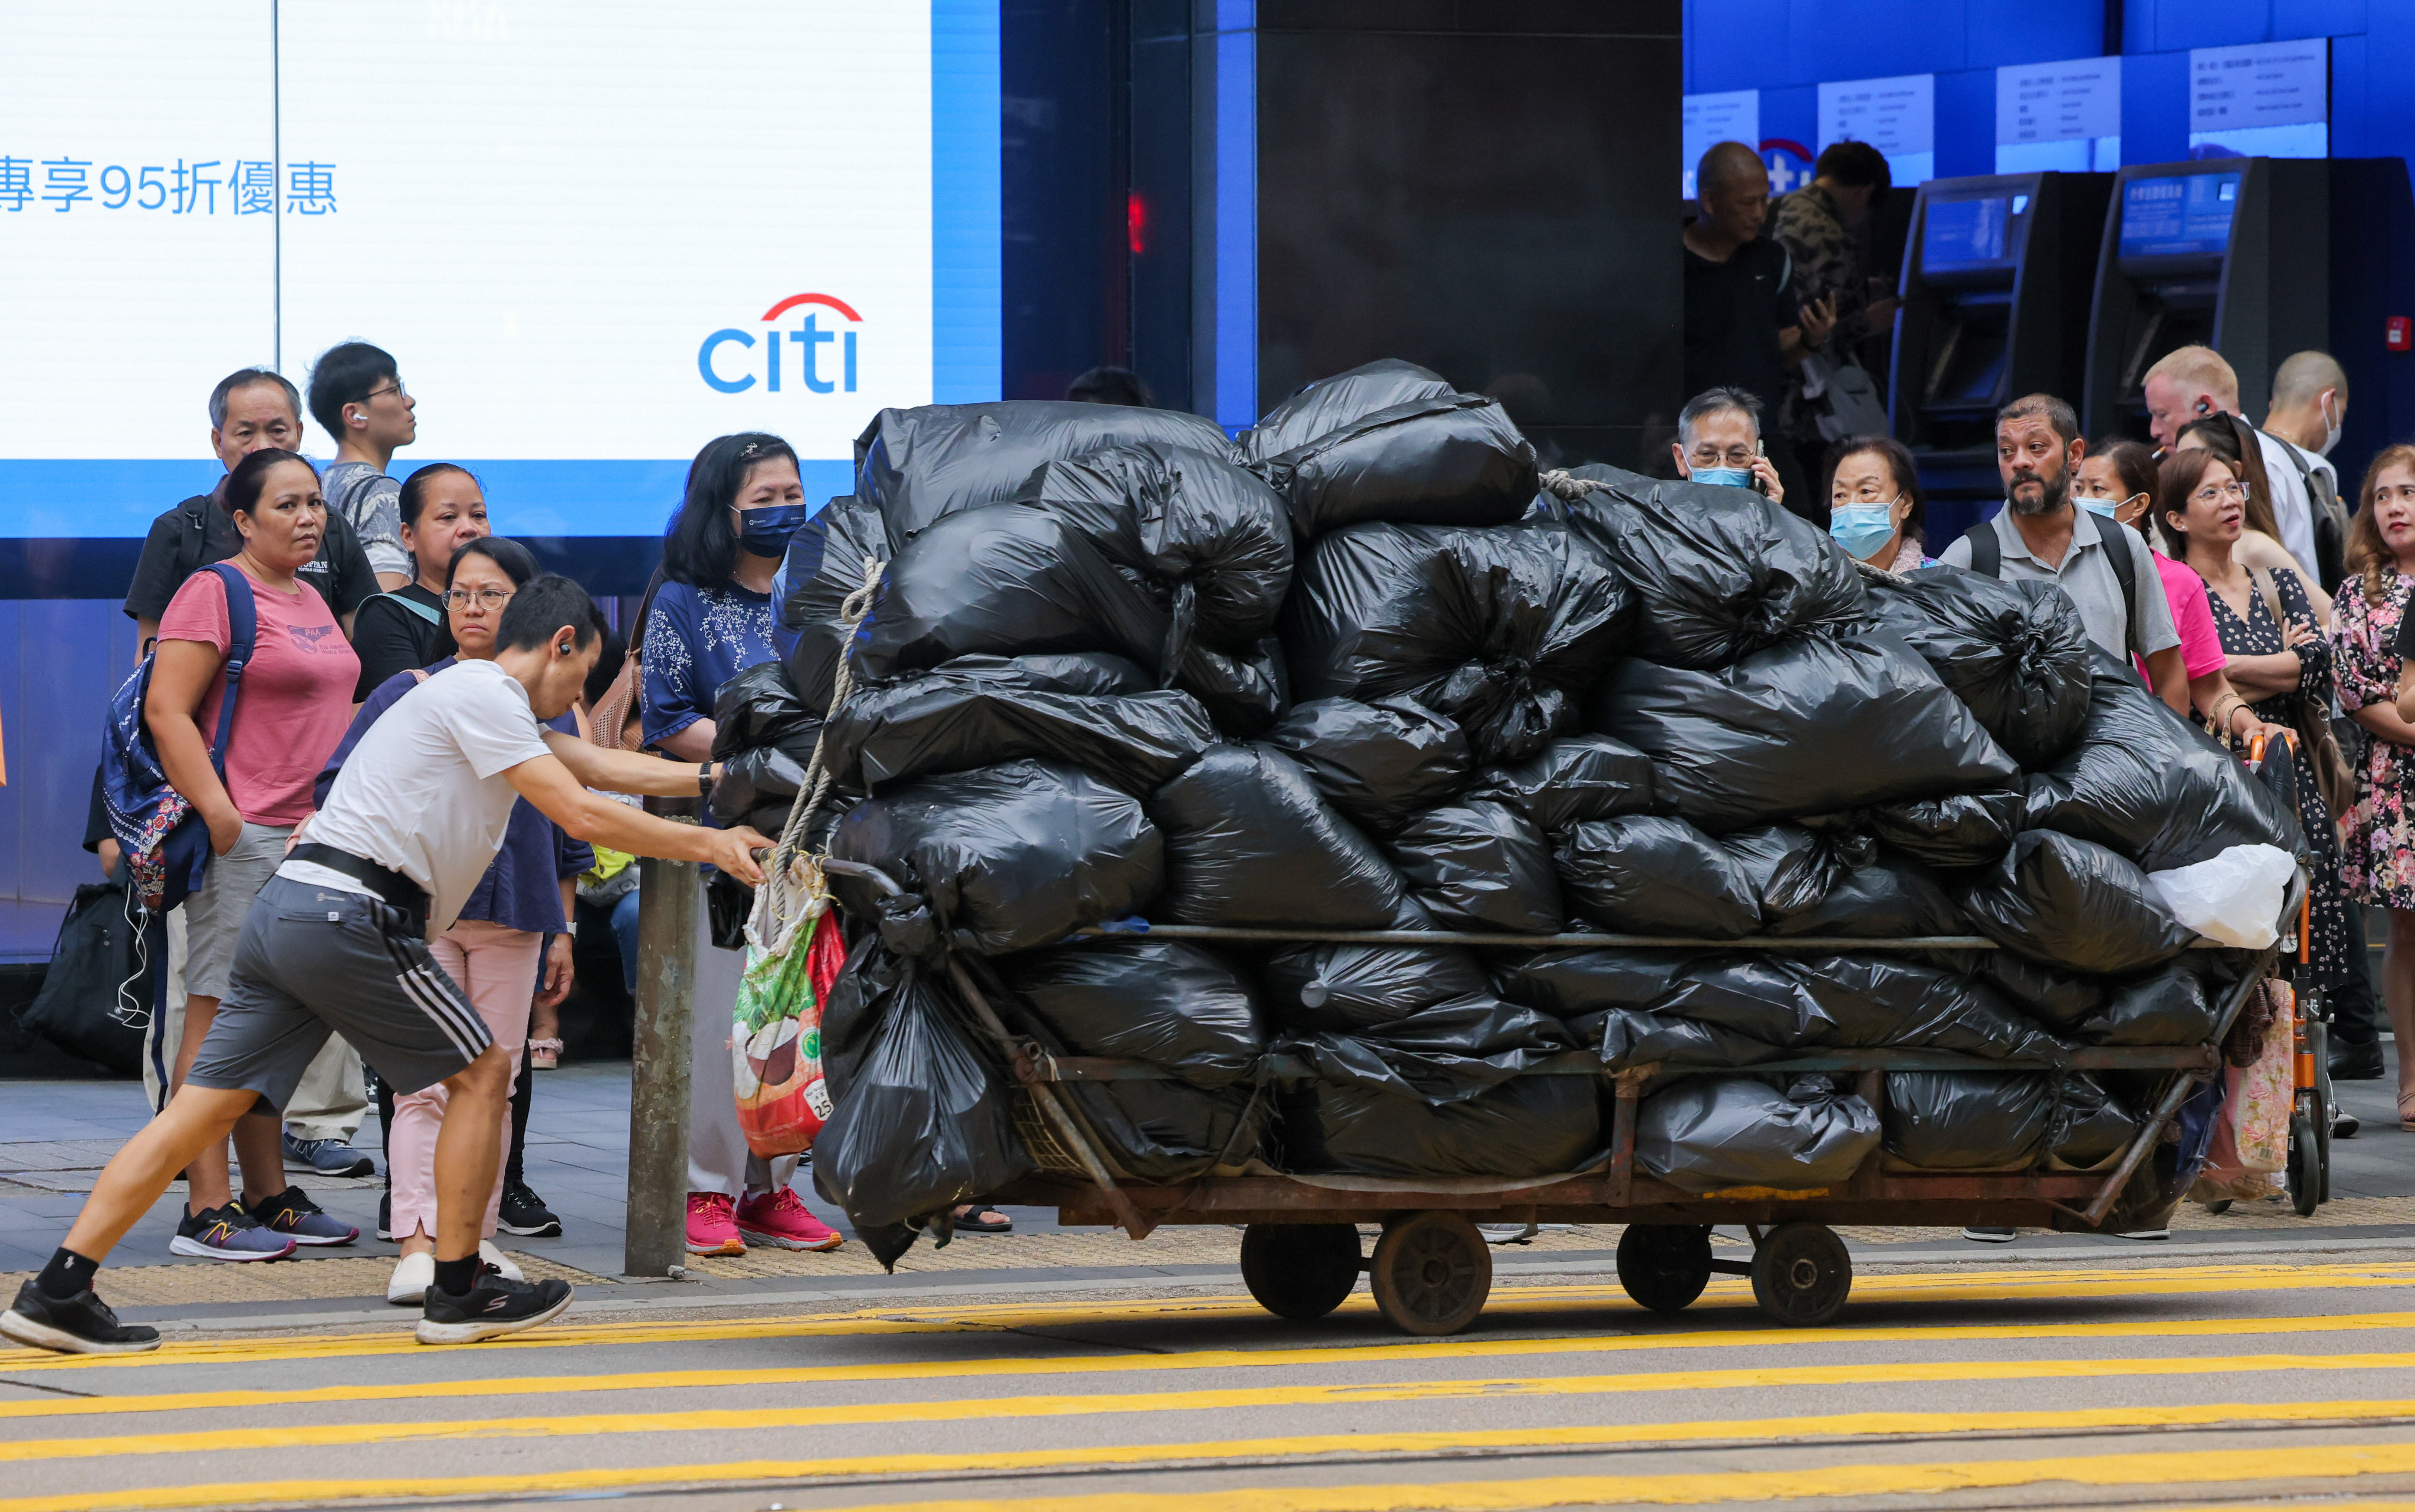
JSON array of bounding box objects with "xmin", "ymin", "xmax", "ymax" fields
[{"xmin": 1671, "ymin": 387, "xmax": 1788, "ymax": 507}]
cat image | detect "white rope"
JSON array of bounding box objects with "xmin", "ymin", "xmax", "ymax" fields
[
  {"xmin": 1535, "ymin": 468, "xmax": 1614, "ymax": 503},
  {"xmin": 751, "ymin": 552, "xmax": 886, "ymax": 947}
]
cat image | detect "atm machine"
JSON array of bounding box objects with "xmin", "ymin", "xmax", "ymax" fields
[
  {"xmin": 2082, "ymin": 158, "xmax": 2329, "ymax": 440},
  {"xmin": 1889, "ymin": 172, "xmax": 2112, "ymax": 543}
]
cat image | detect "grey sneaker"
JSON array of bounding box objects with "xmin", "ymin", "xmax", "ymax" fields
[
  {"xmin": 283, "ymin": 1133, "xmax": 375, "ymax": 1179},
  {"xmin": 171, "ymin": 1204, "xmax": 296, "ymax": 1262}
]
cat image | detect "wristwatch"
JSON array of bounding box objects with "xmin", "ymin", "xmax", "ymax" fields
[{"xmin": 698, "ymin": 762, "xmax": 715, "ymax": 799}]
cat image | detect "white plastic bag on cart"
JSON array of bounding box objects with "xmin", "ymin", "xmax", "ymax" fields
[{"xmin": 2146, "ymin": 843, "xmax": 2296, "ymax": 949}]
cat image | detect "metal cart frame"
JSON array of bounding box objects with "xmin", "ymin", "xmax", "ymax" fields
[{"xmin": 822, "ymin": 859, "xmax": 2312, "ymax": 1334}]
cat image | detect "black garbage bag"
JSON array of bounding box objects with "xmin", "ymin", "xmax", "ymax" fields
[
  {"xmin": 1972, "ymin": 951, "xmax": 2108, "ymax": 1034},
  {"xmin": 856, "ymin": 400, "xmax": 1236, "ymax": 540},
  {"xmin": 1151, "ymin": 744, "xmax": 1404, "ymax": 929},
  {"xmin": 1254, "ymin": 900, "xmax": 1494, "ymax": 1034},
  {"xmin": 2022, "ymin": 651, "xmax": 2301, "ymax": 871},
  {"xmin": 811, "ymin": 951, "xmax": 1033, "ymax": 1266},
  {"xmin": 1000, "ymin": 938, "xmax": 1263, "ymax": 1084},
  {"xmin": 1256, "ymin": 699, "xmax": 1453, "ymax": 823},
  {"xmin": 1861, "ymin": 786, "xmax": 2028, "ymax": 869},
  {"xmin": 1264, "ymin": 697, "xmax": 1471, "ymax": 834},
  {"xmin": 1387, "ymin": 801, "xmax": 1563, "ymax": 934},
  {"xmin": 1277, "ymin": 1070, "xmax": 1599, "ymax": 1178},
  {"xmin": 1468, "ymin": 733, "xmax": 1657, "ymax": 833},
  {"xmin": 1864, "ymin": 568, "xmax": 2095, "ymax": 768},
  {"xmin": 1556, "ymin": 465, "xmax": 1865, "ymax": 670},
  {"xmin": 1490, "ymin": 948, "xmax": 1698, "ymax": 1018},
  {"xmin": 708, "ymin": 745, "xmax": 807, "ymax": 828},
  {"xmin": 853, "ymin": 501, "xmax": 1284, "ymax": 732},
  {"xmin": 2076, "ymin": 954, "xmax": 2239, "ymax": 1046},
  {"xmin": 1658, "ymin": 954, "xmax": 2066, "ymax": 1061},
  {"xmin": 1284, "ymin": 992, "xmax": 1576, "ymax": 1097},
  {"xmin": 780, "ymin": 496, "xmax": 896, "ymax": 714},
  {"xmin": 1720, "ymin": 825, "xmax": 1869, "ymax": 919},
  {"xmin": 1635, "ymin": 1075, "xmax": 1880, "ymax": 1193},
  {"xmin": 1257, "ymin": 393, "xmax": 1540, "ymax": 537},
  {"xmin": 1769, "ymin": 853, "xmax": 1970, "ymax": 939},
  {"xmin": 1009, "ymin": 441, "xmax": 1294, "ymax": 647},
  {"xmin": 1281, "ymin": 521, "xmax": 1632, "ymax": 765},
  {"xmin": 822, "ymin": 663, "xmax": 1214, "ymax": 797},
  {"xmin": 1882, "ymin": 1073, "xmax": 2138, "ymax": 1169},
  {"xmin": 1592, "ymin": 630, "xmax": 2018, "ymax": 833},
  {"xmin": 1556, "ymin": 815, "xmax": 1760, "ymax": 938},
  {"xmin": 1241, "ymin": 359, "xmax": 1460, "ymax": 462},
  {"xmin": 709, "ymin": 659, "xmax": 823, "ymax": 765},
  {"xmin": 991, "ymin": 946, "xmax": 1265, "ymax": 1182},
  {"xmin": 828, "ymin": 760, "xmax": 1164, "ymax": 955},
  {"xmin": 1957, "ymin": 830, "xmax": 2194, "ymax": 975}
]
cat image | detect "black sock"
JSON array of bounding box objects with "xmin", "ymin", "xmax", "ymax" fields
[
  {"xmin": 431, "ymin": 1255, "xmax": 479, "ymax": 1296},
  {"xmin": 37, "ymin": 1248, "xmax": 99, "ymax": 1301}
]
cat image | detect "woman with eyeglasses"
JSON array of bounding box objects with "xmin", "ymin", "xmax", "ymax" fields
[
  {"xmin": 312, "ymin": 536, "xmax": 594, "ymax": 1302},
  {"xmin": 2157, "ymin": 447, "xmax": 2352, "ymax": 1001},
  {"xmin": 2334, "ymin": 445, "xmax": 2415, "ymax": 1126},
  {"xmin": 2078, "ymin": 439, "xmax": 2276, "ymax": 743},
  {"xmin": 348, "ymin": 465, "xmax": 491, "ymax": 701},
  {"xmin": 2176, "ymin": 413, "xmax": 2335, "ymax": 625}
]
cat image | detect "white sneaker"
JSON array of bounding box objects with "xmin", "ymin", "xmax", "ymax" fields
[
  {"xmin": 479, "ymin": 1240, "xmax": 524, "ymax": 1281},
  {"xmin": 1961, "ymin": 1227, "xmax": 2018, "ymax": 1243},
  {"xmin": 387, "ymin": 1251, "xmax": 434, "ymax": 1306},
  {"xmin": 1478, "ymin": 1222, "xmax": 1538, "ymax": 1245}
]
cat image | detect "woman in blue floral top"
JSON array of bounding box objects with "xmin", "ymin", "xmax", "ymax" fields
[
  {"xmin": 2331, "ymin": 443, "xmax": 2415, "ymax": 1128},
  {"xmin": 638, "ymin": 433, "xmax": 843, "ymax": 1255}
]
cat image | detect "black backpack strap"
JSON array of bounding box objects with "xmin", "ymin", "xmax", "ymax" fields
[
  {"xmin": 2085, "ymin": 507, "xmax": 2143, "ymax": 653},
  {"xmin": 1960, "ymin": 521, "xmax": 2000, "ymax": 577}
]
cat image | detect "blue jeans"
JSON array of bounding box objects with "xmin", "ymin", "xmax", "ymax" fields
[{"xmin": 610, "ymin": 889, "xmax": 640, "ymax": 995}]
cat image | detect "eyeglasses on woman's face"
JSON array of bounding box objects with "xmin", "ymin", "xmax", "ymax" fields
[
  {"xmin": 442, "ymin": 587, "xmax": 512, "ymax": 611},
  {"xmin": 2193, "ymin": 479, "xmax": 2247, "ymax": 507}
]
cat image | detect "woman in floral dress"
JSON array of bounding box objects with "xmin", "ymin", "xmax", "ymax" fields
[{"xmin": 2329, "ymin": 443, "xmax": 2415, "ymax": 1128}]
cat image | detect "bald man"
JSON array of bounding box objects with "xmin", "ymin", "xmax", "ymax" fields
[
  {"xmin": 2263, "ymin": 351, "xmax": 2351, "ymax": 586},
  {"xmin": 1683, "ymin": 142, "xmax": 1826, "ymax": 517}
]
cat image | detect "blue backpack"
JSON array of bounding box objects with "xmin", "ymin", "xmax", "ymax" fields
[{"xmin": 101, "ymin": 561, "xmax": 259, "ymax": 913}]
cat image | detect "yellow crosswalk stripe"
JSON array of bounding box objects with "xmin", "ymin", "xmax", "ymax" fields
[
  {"xmin": 1, "ymin": 1387, "xmax": 2411, "ymax": 1465},
  {"xmin": 9, "ymin": 1435, "xmax": 2415, "ymax": 1512},
  {"xmin": 8, "ymin": 1345, "xmax": 2415, "ymax": 1432},
  {"xmin": 3, "ymin": 1259, "xmax": 2407, "ymax": 1373}
]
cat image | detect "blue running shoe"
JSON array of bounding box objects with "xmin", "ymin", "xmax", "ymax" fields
[
  {"xmin": 171, "ymin": 1204, "xmax": 296, "ymax": 1262},
  {"xmin": 248, "ymin": 1186, "xmax": 359, "ymax": 1247},
  {"xmin": 283, "ymin": 1133, "xmax": 375, "ymax": 1179}
]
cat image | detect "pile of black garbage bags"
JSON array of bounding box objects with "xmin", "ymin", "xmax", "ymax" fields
[{"xmin": 715, "ymin": 359, "xmax": 2299, "ymax": 1264}]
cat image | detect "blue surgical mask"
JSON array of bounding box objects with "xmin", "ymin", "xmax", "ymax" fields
[
  {"xmin": 735, "ymin": 502, "xmax": 811, "ymax": 556},
  {"xmin": 1692, "ymin": 466, "xmax": 1753, "ymax": 489},
  {"xmin": 2075, "ymin": 495, "xmax": 2120, "ymax": 519},
  {"xmin": 1829, "ymin": 502, "xmax": 1898, "ymax": 560}
]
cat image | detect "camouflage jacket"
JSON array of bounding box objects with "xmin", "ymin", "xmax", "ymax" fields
[{"xmin": 1769, "ymin": 183, "xmax": 1868, "ymax": 339}]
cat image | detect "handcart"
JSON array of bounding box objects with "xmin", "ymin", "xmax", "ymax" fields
[{"xmin": 822, "ymin": 857, "xmax": 2314, "ymax": 1337}]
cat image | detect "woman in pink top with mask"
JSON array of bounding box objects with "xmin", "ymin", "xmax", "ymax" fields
[{"xmin": 2080, "ymin": 439, "xmax": 2277, "ymax": 745}]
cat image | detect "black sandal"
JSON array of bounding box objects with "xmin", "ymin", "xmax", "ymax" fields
[{"xmin": 951, "ymin": 1204, "xmax": 1013, "ymax": 1233}]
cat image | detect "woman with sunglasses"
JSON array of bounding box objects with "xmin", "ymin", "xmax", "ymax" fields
[
  {"xmin": 2157, "ymin": 447, "xmax": 2353, "ymax": 1005},
  {"xmin": 313, "ymin": 536, "xmax": 593, "ymax": 1303}
]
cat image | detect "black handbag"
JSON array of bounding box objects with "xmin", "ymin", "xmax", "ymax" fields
[{"xmin": 18, "ymin": 877, "xmax": 150, "ymax": 1074}]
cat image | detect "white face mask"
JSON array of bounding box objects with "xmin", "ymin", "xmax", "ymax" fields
[{"xmin": 2319, "ymin": 392, "xmax": 2342, "ymax": 457}]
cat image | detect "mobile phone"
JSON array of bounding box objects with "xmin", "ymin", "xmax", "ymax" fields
[{"xmin": 1750, "ymin": 440, "xmax": 1768, "ymax": 495}]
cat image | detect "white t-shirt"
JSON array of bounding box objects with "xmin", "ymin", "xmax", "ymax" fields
[
  {"xmin": 2253, "ymin": 426, "xmax": 2321, "ymax": 576},
  {"xmin": 280, "ymin": 659, "xmax": 555, "ymax": 932}
]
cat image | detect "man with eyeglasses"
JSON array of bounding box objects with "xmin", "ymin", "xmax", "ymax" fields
[
  {"xmin": 1670, "ymin": 387, "xmax": 1788, "ymax": 508},
  {"xmin": 309, "ymin": 341, "xmax": 419, "ymax": 591}
]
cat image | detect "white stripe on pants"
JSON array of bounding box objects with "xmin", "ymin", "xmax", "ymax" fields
[{"xmin": 688, "ymin": 903, "xmax": 797, "ymax": 1199}]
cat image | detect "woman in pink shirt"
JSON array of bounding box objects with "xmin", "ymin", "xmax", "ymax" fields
[
  {"xmin": 148, "ymin": 448, "xmax": 363, "ymax": 1260},
  {"xmin": 2081, "ymin": 439, "xmax": 2272, "ymax": 745}
]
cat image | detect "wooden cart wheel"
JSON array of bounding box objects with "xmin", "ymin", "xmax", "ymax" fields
[
  {"xmin": 1369, "ymin": 1211, "xmax": 1491, "ymax": 1336},
  {"xmin": 1749, "ymin": 1222, "xmax": 1851, "ymax": 1327},
  {"xmin": 1239, "ymin": 1224, "xmax": 1362, "ymax": 1320},
  {"xmin": 1616, "ymin": 1224, "xmax": 1714, "ymax": 1316}
]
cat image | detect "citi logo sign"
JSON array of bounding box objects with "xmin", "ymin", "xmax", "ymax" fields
[{"xmin": 698, "ymin": 293, "xmax": 860, "ymax": 394}]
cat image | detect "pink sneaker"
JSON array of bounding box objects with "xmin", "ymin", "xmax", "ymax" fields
[
  {"xmin": 685, "ymin": 1192, "xmax": 745, "ymax": 1255},
  {"xmin": 735, "ymin": 1188, "xmax": 844, "ymax": 1252}
]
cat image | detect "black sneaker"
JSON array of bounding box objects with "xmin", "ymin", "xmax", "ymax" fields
[
  {"xmin": 416, "ymin": 1268, "xmax": 574, "ymax": 1345},
  {"xmin": 376, "ymin": 1191, "xmax": 394, "ymax": 1243},
  {"xmin": 0, "ymin": 1279, "xmax": 160, "ymax": 1355},
  {"xmin": 498, "ymin": 1181, "xmax": 562, "ymax": 1238},
  {"xmin": 172, "ymin": 1204, "xmax": 295, "ymax": 1261}
]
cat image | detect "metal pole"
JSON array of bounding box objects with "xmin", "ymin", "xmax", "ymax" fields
[{"xmin": 625, "ymin": 796, "xmax": 699, "ymax": 1277}]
